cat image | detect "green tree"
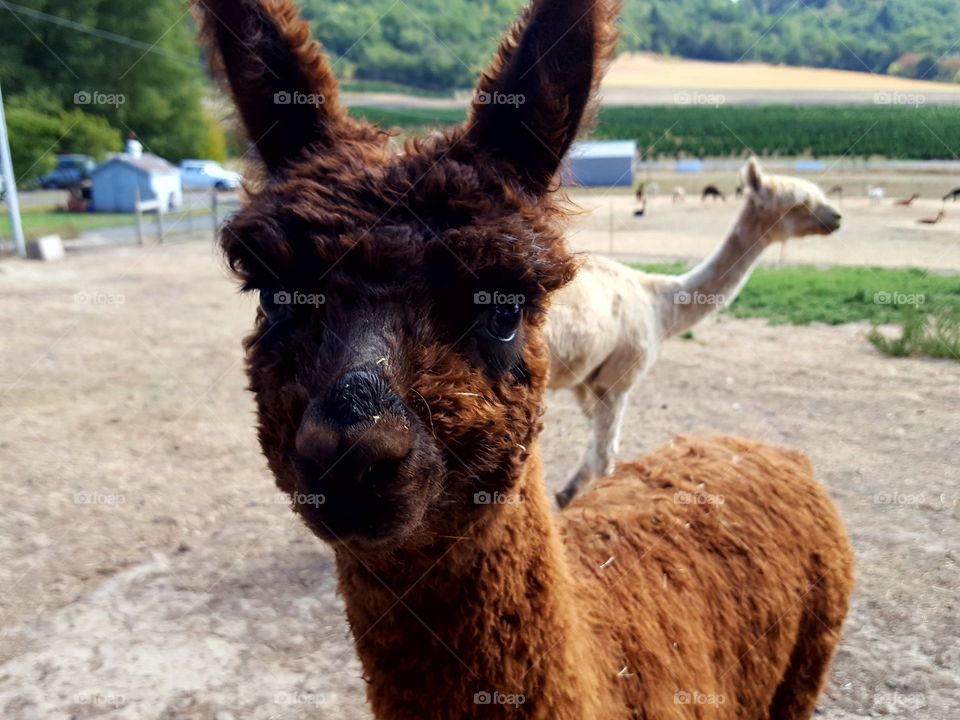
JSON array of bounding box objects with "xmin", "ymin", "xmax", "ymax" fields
[{"xmin": 0, "ymin": 0, "xmax": 213, "ymax": 161}]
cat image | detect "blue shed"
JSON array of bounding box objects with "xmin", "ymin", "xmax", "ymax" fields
[
  {"xmin": 562, "ymin": 140, "xmax": 637, "ymax": 187},
  {"xmin": 91, "ymin": 154, "xmax": 182, "ymax": 213}
]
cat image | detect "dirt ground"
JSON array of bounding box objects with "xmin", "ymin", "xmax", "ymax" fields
[
  {"xmin": 567, "ymin": 173, "xmax": 960, "ymax": 271},
  {"xmin": 0, "ymin": 227, "xmax": 957, "ymax": 719}
]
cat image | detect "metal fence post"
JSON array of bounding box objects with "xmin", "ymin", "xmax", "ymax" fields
[
  {"xmin": 134, "ymin": 185, "xmax": 144, "ymax": 246},
  {"xmin": 211, "ymin": 190, "xmax": 219, "ymax": 242}
]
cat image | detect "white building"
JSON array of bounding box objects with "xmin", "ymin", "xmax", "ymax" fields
[
  {"xmin": 91, "ymin": 154, "xmax": 182, "ymax": 213},
  {"xmin": 562, "ymin": 140, "xmax": 638, "ymax": 187}
]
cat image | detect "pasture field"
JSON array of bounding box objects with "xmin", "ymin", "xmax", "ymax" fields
[
  {"xmin": 602, "ymin": 54, "xmax": 960, "ymax": 95},
  {"xmin": 564, "ymin": 179, "xmax": 960, "ymax": 271},
  {"xmin": 350, "ymin": 105, "xmax": 960, "ymax": 160},
  {"xmin": 342, "ymin": 53, "xmax": 960, "ymax": 110}
]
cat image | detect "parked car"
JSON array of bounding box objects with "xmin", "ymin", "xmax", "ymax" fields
[
  {"xmin": 179, "ymin": 160, "xmax": 242, "ymax": 191},
  {"xmin": 40, "ymin": 154, "xmax": 95, "ymax": 189}
]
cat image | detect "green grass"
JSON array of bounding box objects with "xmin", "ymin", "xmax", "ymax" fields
[
  {"xmin": 347, "ymin": 105, "xmax": 960, "ymax": 160},
  {"xmin": 0, "ymin": 208, "xmax": 210, "ymax": 240},
  {"xmin": 869, "ymin": 306, "xmax": 960, "ymax": 360},
  {"xmin": 349, "ymin": 106, "xmax": 466, "ymax": 134},
  {"xmin": 342, "ymin": 81, "xmax": 452, "ymax": 98},
  {"xmin": 634, "ymin": 263, "xmax": 960, "ymax": 361}
]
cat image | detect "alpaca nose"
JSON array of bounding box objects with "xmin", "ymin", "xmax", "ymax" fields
[{"xmin": 295, "ymin": 370, "xmax": 413, "ymax": 488}]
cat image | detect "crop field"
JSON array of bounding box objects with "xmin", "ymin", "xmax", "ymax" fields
[{"xmin": 349, "ymin": 105, "xmax": 960, "ymax": 160}]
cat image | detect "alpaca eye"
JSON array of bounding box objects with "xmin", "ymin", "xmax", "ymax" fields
[
  {"xmin": 486, "ymin": 304, "xmax": 522, "ymax": 342},
  {"xmin": 259, "ymin": 289, "xmax": 290, "ymax": 321}
]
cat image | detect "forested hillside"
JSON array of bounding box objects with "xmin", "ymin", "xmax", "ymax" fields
[
  {"xmin": 1, "ymin": 0, "xmax": 959, "ymax": 176},
  {"xmin": 304, "ymin": 0, "xmax": 960, "ymax": 90},
  {"xmin": 0, "ymin": 0, "xmax": 221, "ymax": 171}
]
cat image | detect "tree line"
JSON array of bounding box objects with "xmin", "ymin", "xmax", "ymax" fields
[
  {"xmin": 0, "ymin": 0, "xmax": 222, "ymax": 182},
  {"xmin": 2, "ymin": 0, "xmax": 959, "ymax": 184},
  {"xmin": 305, "ymin": 0, "xmax": 960, "ymax": 90}
]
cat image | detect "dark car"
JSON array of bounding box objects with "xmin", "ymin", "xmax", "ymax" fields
[{"xmin": 40, "ymin": 154, "xmax": 95, "ymax": 190}]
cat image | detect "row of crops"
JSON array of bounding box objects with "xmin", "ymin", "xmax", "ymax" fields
[{"xmin": 350, "ymin": 105, "xmax": 960, "ymax": 160}]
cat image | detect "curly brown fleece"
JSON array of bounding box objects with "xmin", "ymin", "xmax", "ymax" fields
[{"xmin": 197, "ymin": 0, "xmax": 854, "ymax": 718}]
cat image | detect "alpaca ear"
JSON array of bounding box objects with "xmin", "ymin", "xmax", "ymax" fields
[
  {"xmin": 196, "ymin": 0, "xmax": 351, "ymax": 172},
  {"xmin": 744, "ymin": 157, "xmax": 764, "ymax": 192},
  {"xmin": 465, "ymin": 0, "xmax": 621, "ymax": 195}
]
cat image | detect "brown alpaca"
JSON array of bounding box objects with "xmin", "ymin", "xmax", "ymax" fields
[
  {"xmin": 702, "ymin": 184, "xmax": 725, "ymax": 202},
  {"xmin": 198, "ymin": 1, "xmax": 854, "ymax": 718},
  {"xmin": 918, "ymin": 210, "xmax": 946, "ymax": 225}
]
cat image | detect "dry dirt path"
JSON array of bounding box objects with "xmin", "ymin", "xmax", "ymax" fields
[{"xmin": 0, "ymin": 241, "xmax": 956, "ymax": 719}]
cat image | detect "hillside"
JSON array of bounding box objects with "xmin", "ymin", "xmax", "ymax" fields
[{"xmin": 302, "ymin": 0, "xmax": 960, "ymax": 91}]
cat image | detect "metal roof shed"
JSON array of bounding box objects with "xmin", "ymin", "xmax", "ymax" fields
[
  {"xmin": 562, "ymin": 140, "xmax": 637, "ymax": 187},
  {"xmin": 91, "ymin": 154, "xmax": 182, "ymax": 213}
]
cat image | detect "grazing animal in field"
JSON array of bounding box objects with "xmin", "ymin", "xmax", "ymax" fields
[
  {"xmin": 200, "ymin": 1, "xmax": 854, "ymax": 718},
  {"xmin": 547, "ymin": 158, "xmax": 842, "ymax": 507},
  {"xmin": 828, "ymin": 185, "xmax": 844, "ymax": 199},
  {"xmin": 634, "ymin": 183, "xmax": 647, "ymax": 217},
  {"xmin": 895, "ymin": 193, "xmax": 920, "ymax": 206},
  {"xmin": 702, "ymin": 184, "xmax": 725, "ymax": 202},
  {"xmin": 672, "ymin": 186, "xmax": 686, "ymax": 203},
  {"xmin": 918, "ymin": 210, "xmax": 946, "ymax": 225},
  {"xmin": 943, "ymin": 188, "xmax": 960, "ymax": 202},
  {"xmin": 735, "ymin": 183, "xmax": 744, "ymax": 199},
  {"xmin": 868, "ymin": 186, "xmax": 885, "ymax": 205}
]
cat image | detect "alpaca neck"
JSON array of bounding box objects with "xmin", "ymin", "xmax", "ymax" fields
[
  {"xmin": 335, "ymin": 447, "xmax": 613, "ymax": 719},
  {"xmin": 659, "ymin": 202, "xmax": 775, "ymax": 339}
]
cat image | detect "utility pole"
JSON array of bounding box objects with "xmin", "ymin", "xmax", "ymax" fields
[{"xmin": 0, "ymin": 83, "xmax": 26, "ymax": 257}]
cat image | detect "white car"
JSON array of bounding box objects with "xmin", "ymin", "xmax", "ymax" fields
[{"xmin": 180, "ymin": 160, "xmax": 242, "ymax": 191}]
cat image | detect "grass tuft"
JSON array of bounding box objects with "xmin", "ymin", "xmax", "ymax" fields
[{"xmin": 634, "ymin": 262, "xmax": 960, "ymax": 361}]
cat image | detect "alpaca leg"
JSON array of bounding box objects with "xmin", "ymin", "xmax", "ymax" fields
[
  {"xmin": 590, "ymin": 389, "xmax": 629, "ymax": 478},
  {"xmin": 768, "ymin": 580, "xmax": 848, "ymax": 719},
  {"xmin": 555, "ymin": 385, "xmax": 601, "ymax": 508},
  {"xmin": 556, "ymin": 389, "xmax": 628, "ymax": 508}
]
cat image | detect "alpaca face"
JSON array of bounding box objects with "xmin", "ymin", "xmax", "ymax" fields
[
  {"xmin": 198, "ymin": 0, "xmax": 614, "ymax": 551},
  {"xmin": 743, "ymin": 160, "xmax": 842, "ymax": 242},
  {"xmin": 225, "ymin": 155, "xmax": 573, "ymax": 548}
]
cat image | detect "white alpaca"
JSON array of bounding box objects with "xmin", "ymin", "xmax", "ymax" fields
[
  {"xmin": 547, "ymin": 158, "xmax": 842, "ymax": 507},
  {"xmin": 868, "ymin": 186, "xmax": 885, "ymax": 205},
  {"xmin": 672, "ymin": 186, "xmax": 686, "ymax": 203}
]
